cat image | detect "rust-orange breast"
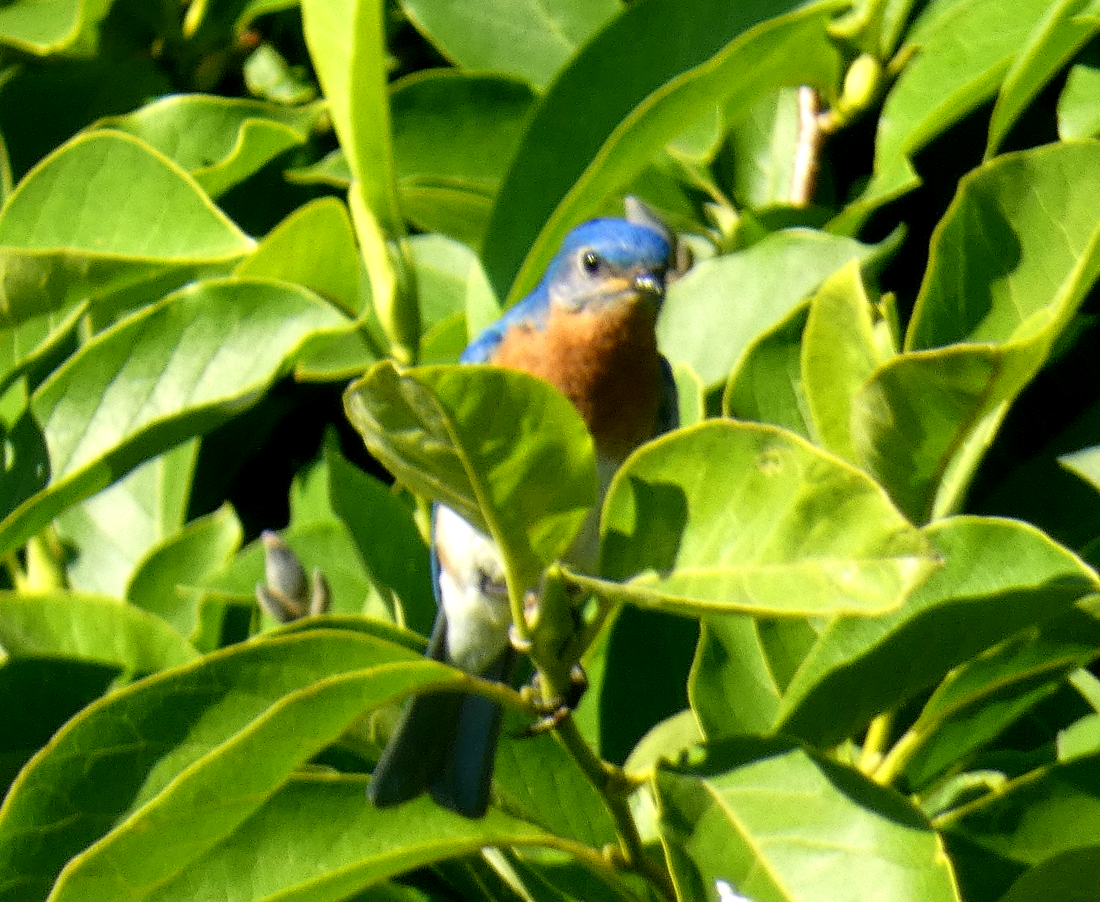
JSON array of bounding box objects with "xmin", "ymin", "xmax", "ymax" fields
[{"xmin": 493, "ymin": 299, "xmax": 663, "ymax": 462}]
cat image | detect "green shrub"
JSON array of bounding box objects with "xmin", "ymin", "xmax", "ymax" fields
[{"xmin": 3, "ymin": 0, "xmax": 1100, "ymax": 900}]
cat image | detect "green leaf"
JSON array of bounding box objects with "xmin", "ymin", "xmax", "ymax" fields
[
  {"xmin": 722, "ymin": 302, "xmax": 812, "ymax": 440},
  {"xmin": 716, "ymin": 86, "xmax": 803, "ymax": 210},
  {"xmin": 344, "ymin": 361, "xmax": 596, "ymax": 594},
  {"xmin": 836, "ymin": 0, "xmax": 1056, "ymax": 230},
  {"xmin": 0, "ymin": 131, "xmax": 253, "ymax": 326},
  {"xmin": 53, "ymin": 441, "xmax": 198, "ymax": 597},
  {"xmin": 656, "ymin": 738, "xmax": 960, "ymax": 902},
  {"xmin": 997, "ymin": 847, "xmax": 1100, "ymax": 902},
  {"xmin": 235, "ymin": 197, "xmax": 363, "ymax": 317},
  {"xmin": 301, "ymin": 0, "xmax": 414, "ymax": 358},
  {"xmin": 854, "ymin": 142, "xmax": 1100, "ymax": 523},
  {"xmin": 899, "ymin": 609, "xmax": 1100, "ymax": 791},
  {"xmin": 623, "ymin": 709, "xmax": 704, "ymax": 777},
  {"xmin": 0, "ymin": 591, "xmax": 198, "ymax": 673},
  {"xmin": 0, "ymin": 0, "xmax": 114, "ymax": 55},
  {"xmin": 125, "ymin": 504, "xmax": 243, "ymax": 640},
  {"xmin": 1057, "ymin": 46, "xmax": 1100, "ymax": 138},
  {"xmin": 660, "ymin": 229, "xmax": 883, "ymax": 388},
  {"xmin": 0, "ymin": 277, "xmax": 345, "ymax": 557},
  {"xmin": 0, "ymin": 631, "xmax": 429, "ymax": 902},
  {"xmin": 110, "ymin": 775, "xmax": 553, "ymax": 902},
  {"xmin": 802, "ymin": 262, "xmax": 890, "ymax": 463},
  {"xmin": 672, "ymin": 362, "xmax": 705, "ymax": 428},
  {"xmin": 391, "ymin": 71, "xmax": 535, "ymax": 248},
  {"xmin": 492, "ymin": 724, "xmax": 618, "ymax": 849},
  {"xmin": 908, "ymin": 142, "xmax": 1100, "ymax": 351},
  {"xmin": 483, "ymin": 0, "xmax": 844, "ymax": 304},
  {"xmin": 97, "ymin": 95, "xmax": 323, "ymax": 198},
  {"xmin": 775, "ymin": 517, "xmax": 1100, "ymax": 747},
  {"xmin": 571, "ymin": 420, "xmax": 937, "ymax": 618},
  {"xmin": 690, "ymin": 615, "xmax": 820, "ymax": 738},
  {"xmin": 944, "ymin": 749, "xmax": 1100, "ymax": 869},
  {"xmin": 407, "ymin": 232, "xmax": 499, "ymax": 342},
  {"xmin": 399, "ymin": 0, "xmax": 621, "ymax": 91},
  {"xmin": 325, "ymin": 442, "xmax": 434, "ymax": 637},
  {"xmin": 985, "ymin": 0, "xmax": 1100, "ymax": 157}
]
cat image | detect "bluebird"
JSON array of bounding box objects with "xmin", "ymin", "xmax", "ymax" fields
[{"xmin": 368, "ymin": 202, "xmax": 682, "ymax": 818}]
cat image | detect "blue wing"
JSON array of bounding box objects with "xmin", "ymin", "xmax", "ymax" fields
[{"xmin": 461, "ymin": 286, "xmax": 551, "ymax": 364}]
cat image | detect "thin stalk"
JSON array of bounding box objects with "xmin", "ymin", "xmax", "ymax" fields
[{"xmin": 859, "ymin": 711, "xmax": 895, "ymax": 775}]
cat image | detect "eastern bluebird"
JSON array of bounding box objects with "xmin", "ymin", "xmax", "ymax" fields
[{"xmin": 368, "ymin": 204, "xmax": 681, "ymax": 818}]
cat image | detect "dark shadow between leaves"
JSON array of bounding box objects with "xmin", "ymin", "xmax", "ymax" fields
[{"xmin": 0, "ymin": 410, "xmax": 49, "ymax": 524}]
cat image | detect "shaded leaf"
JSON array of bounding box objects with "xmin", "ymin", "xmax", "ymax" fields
[
  {"xmin": 656, "ymin": 738, "xmax": 960, "ymax": 902},
  {"xmin": 986, "ymin": 0, "xmax": 1100, "ymax": 157},
  {"xmin": 660, "ymin": 229, "xmax": 882, "ymax": 388},
  {"xmin": 54, "ymin": 441, "xmax": 199, "ymax": 597},
  {"xmin": 836, "ymin": 0, "xmax": 1055, "ymax": 229},
  {"xmin": 344, "ymin": 361, "xmax": 596, "ymax": 594},
  {"xmin": 0, "ymin": 278, "xmax": 346, "ymax": 557},
  {"xmin": 573, "ymin": 420, "xmax": 937, "ymax": 618},
  {"xmin": 0, "ymin": 631, "xmax": 429, "ymax": 902},
  {"xmin": 125, "ymin": 504, "xmax": 243, "ymax": 639},
  {"xmin": 0, "ymin": 131, "xmax": 253, "ymax": 325},
  {"xmin": 776, "ymin": 516, "xmax": 1099, "ymax": 747},
  {"xmin": 399, "ymin": 0, "xmax": 621, "ymax": 91},
  {"xmin": 97, "ymin": 95, "xmax": 322, "ymax": 198}
]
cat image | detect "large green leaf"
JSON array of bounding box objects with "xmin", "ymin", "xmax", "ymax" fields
[
  {"xmin": 483, "ymin": 0, "xmax": 844, "ymax": 304},
  {"xmin": 775, "ymin": 517, "xmax": 1100, "ymax": 747},
  {"xmin": 234, "ymin": 197, "xmax": 363, "ymax": 317},
  {"xmin": 325, "ymin": 442, "xmax": 434, "ymax": 636},
  {"xmin": 399, "ymin": 0, "xmax": 621, "ymax": 91},
  {"xmin": 690, "ymin": 615, "xmax": 819, "ymax": 737},
  {"xmin": 125, "ymin": 504, "xmax": 243, "ymax": 640},
  {"xmin": 985, "ymin": 0, "xmax": 1100, "ymax": 157},
  {"xmin": 0, "ymin": 591, "xmax": 198, "ymax": 674},
  {"xmin": 96, "ymin": 95, "xmax": 323, "ymax": 198},
  {"xmin": 655, "ymin": 738, "xmax": 960, "ymax": 902},
  {"xmin": 115, "ymin": 775, "xmax": 554, "ymax": 902},
  {"xmin": 853, "ymin": 142, "xmax": 1100, "ymax": 523},
  {"xmin": 301, "ymin": 0, "xmax": 415, "ymax": 359},
  {"xmin": 0, "ymin": 0, "xmax": 114, "ymax": 54},
  {"xmin": 391, "ymin": 70, "xmax": 535, "ymax": 248},
  {"xmin": 899, "ymin": 609, "xmax": 1100, "ymax": 791},
  {"xmin": 0, "ymin": 590, "xmax": 198, "ymax": 798},
  {"xmin": 344, "ymin": 361, "xmax": 597, "ymax": 596},
  {"xmin": 0, "ymin": 631, "xmax": 432, "ymax": 902},
  {"xmin": 659, "ymin": 230, "xmax": 883, "ymax": 388},
  {"xmin": 722, "ymin": 303, "xmax": 813, "ymax": 440},
  {"xmin": 54, "ymin": 441, "xmax": 198, "ymax": 597},
  {"xmin": 996, "ymin": 846, "xmax": 1100, "ymax": 902},
  {"xmin": 0, "ymin": 131, "xmax": 253, "ymax": 326},
  {"xmin": 0, "ymin": 278, "xmax": 345, "ymax": 557},
  {"xmin": 944, "ymin": 749, "xmax": 1100, "ymax": 870},
  {"xmin": 569, "ymin": 420, "xmax": 937, "ymax": 618}
]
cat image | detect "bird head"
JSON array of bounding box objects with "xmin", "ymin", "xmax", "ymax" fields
[{"xmin": 542, "ymin": 219, "xmax": 673, "ymax": 314}]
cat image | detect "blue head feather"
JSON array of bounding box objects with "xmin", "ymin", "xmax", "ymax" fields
[{"xmin": 462, "ymin": 218, "xmax": 672, "ymax": 364}]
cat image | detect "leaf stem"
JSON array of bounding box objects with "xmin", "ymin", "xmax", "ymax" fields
[
  {"xmin": 859, "ymin": 710, "xmax": 894, "ymax": 774},
  {"xmin": 551, "ymin": 713, "xmax": 675, "ymax": 900},
  {"xmin": 871, "ymin": 725, "xmax": 922, "ymax": 786}
]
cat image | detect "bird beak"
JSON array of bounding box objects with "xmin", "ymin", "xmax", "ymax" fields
[{"xmin": 632, "ymin": 271, "xmax": 665, "ymax": 298}]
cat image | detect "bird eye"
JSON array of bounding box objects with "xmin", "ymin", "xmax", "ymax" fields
[{"xmin": 581, "ymin": 251, "xmax": 604, "ymax": 276}]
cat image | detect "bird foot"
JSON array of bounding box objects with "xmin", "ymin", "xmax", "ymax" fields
[{"xmin": 514, "ymin": 665, "xmax": 589, "ymax": 737}]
